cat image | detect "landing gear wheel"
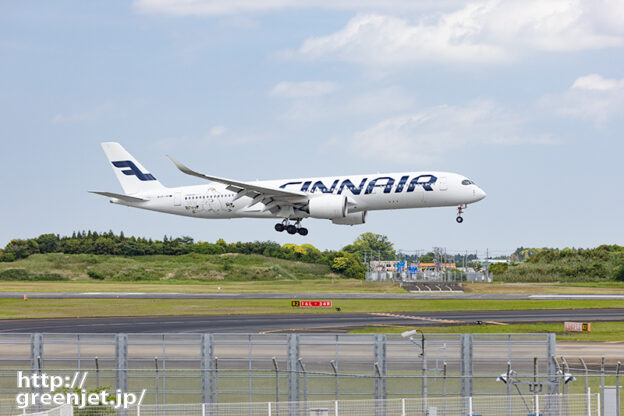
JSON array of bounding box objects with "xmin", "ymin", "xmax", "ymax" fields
[
  {"xmin": 286, "ymin": 225, "xmax": 298, "ymax": 234},
  {"xmin": 275, "ymin": 223, "xmax": 285, "ymax": 232},
  {"xmin": 456, "ymin": 205, "xmax": 465, "ymax": 224},
  {"xmin": 297, "ymin": 227, "xmax": 308, "ymax": 236}
]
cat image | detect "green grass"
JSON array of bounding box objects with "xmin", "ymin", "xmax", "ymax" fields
[
  {"xmin": 1, "ymin": 298, "xmax": 623, "ymax": 319},
  {"xmin": 464, "ymin": 281, "xmax": 624, "ymax": 294},
  {"xmin": 0, "ymin": 279, "xmax": 406, "ymax": 293},
  {"xmin": 350, "ymin": 322, "xmax": 624, "ymax": 341},
  {"xmin": 0, "ymin": 253, "xmax": 336, "ymax": 282}
]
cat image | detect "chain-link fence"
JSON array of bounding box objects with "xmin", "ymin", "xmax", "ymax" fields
[
  {"xmin": 0, "ymin": 333, "xmax": 621, "ymax": 414},
  {"xmin": 8, "ymin": 394, "xmax": 602, "ymax": 416}
]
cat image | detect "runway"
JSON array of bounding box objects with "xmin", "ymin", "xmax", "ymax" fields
[
  {"xmin": 3, "ymin": 292, "xmax": 624, "ymax": 300},
  {"xmin": 1, "ymin": 308, "xmax": 622, "ymax": 333}
]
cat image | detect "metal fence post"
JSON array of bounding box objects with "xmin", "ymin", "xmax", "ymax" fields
[
  {"xmin": 154, "ymin": 357, "xmax": 159, "ymax": 408},
  {"xmin": 562, "ymin": 357, "xmax": 571, "ymax": 414},
  {"xmin": 330, "ymin": 360, "xmax": 339, "ymax": 402},
  {"xmin": 115, "ymin": 333, "xmax": 128, "ymax": 416},
  {"xmin": 30, "ymin": 333, "xmax": 43, "ymax": 379},
  {"xmin": 443, "ymin": 362, "xmax": 447, "ymax": 415},
  {"xmin": 601, "ymin": 357, "xmax": 605, "ymax": 416},
  {"xmin": 373, "ymin": 334, "xmax": 387, "ymax": 401},
  {"xmin": 506, "ymin": 362, "xmax": 512, "ymax": 416},
  {"xmin": 547, "ymin": 333, "xmax": 557, "ymax": 394},
  {"xmin": 30, "ymin": 333, "xmax": 43, "ymax": 411},
  {"xmin": 422, "ymin": 346, "xmax": 427, "ymax": 411},
  {"xmin": 272, "ymin": 357, "xmax": 280, "ymax": 412},
  {"xmin": 616, "ymin": 361, "xmax": 621, "ymax": 416},
  {"xmin": 374, "ymin": 334, "xmax": 387, "ymax": 416},
  {"xmin": 115, "ymin": 334, "xmax": 128, "ymax": 393},
  {"xmin": 201, "ymin": 334, "xmax": 215, "ymax": 405},
  {"xmin": 580, "ymin": 358, "xmax": 590, "ymax": 416},
  {"xmin": 94, "ymin": 356, "xmax": 100, "ymax": 389},
  {"xmin": 287, "ymin": 334, "xmax": 300, "ymax": 415},
  {"xmin": 298, "ymin": 359, "xmax": 307, "ymax": 408},
  {"xmin": 460, "ymin": 334, "xmax": 473, "ymax": 398},
  {"xmin": 535, "ymin": 394, "xmax": 539, "ymax": 416}
]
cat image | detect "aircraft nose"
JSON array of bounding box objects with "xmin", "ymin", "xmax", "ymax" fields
[{"xmin": 475, "ymin": 187, "xmax": 486, "ymax": 201}]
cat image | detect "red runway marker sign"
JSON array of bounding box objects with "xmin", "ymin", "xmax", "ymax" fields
[
  {"xmin": 564, "ymin": 322, "xmax": 591, "ymax": 332},
  {"xmin": 291, "ymin": 300, "xmax": 332, "ymax": 308}
]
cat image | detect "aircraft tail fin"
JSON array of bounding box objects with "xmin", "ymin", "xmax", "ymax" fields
[{"xmin": 101, "ymin": 142, "xmax": 165, "ymax": 195}]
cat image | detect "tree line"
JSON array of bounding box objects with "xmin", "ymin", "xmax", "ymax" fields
[{"xmin": 0, "ymin": 231, "xmax": 397, "ymax": 280}]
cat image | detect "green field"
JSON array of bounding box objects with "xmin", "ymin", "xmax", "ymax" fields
[
  {"xmin": 2, "ymin": 253, "xmax": 624, "ymax": 295},
  {"xmin": 2, "ymin": 298, "xmax": 623, "ymax": 319},
  {"xmin": 350, "ymin": 322, "xmax": 624, "ymax": 341},
  {"xmin": 0, "ymin": 253, "xmax": 338, "ymax": 282}
]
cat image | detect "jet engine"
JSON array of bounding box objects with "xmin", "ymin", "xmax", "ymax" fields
[
  {"xmin": 332, "ymin": 211, "xmax": 367, "ymax": 225},
  {"xmin": 307, "ymin": 195, "xmax": 348, "ymax": 219}
]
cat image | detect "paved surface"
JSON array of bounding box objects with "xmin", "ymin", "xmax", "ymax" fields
[
  {"xmin": 3, "ymin": 292, "xmax": 624, "ymax": 300},
  {"xmin": 1, "ymin": 308, "xmax": 622, "ymax": 333}
]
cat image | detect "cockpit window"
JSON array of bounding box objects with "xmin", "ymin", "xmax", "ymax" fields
[{"xmin": 461, "ymin": 179, "xmax": 475, "ymax": 185}]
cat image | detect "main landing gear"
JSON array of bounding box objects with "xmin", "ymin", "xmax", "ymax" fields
[
  {"xmin": 274, "ymin": 219, "xmax": 308, "ymax": 236},
  {"xmin": 456, "ymin": 205, "xmax": 465, "ymax": 223}
]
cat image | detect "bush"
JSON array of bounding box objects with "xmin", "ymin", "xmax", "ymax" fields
[
  {"xmin": 0, "ymin": 269, "xmax": 67, "ymax": 281},
  {"xmin": 0, "ymin": 269, "xmax": 30, "ymax": 280},
  {"xmin": 87, "ymin": 270, "xmax": 106, "ymax": 280},
  {"xmin": 615, "ymin": 263, "xmax": 624, "ymax": 282},
  {"xmin": 488, "ymin": 263, "xmax": 508, "ymax": 275},
  {"xmin": 34, "ymin": 273, "xmax": 68, "ymax": 281},
  {"xmin": 0, "ymin": 251, "xmax": 16, "ymax": 262}
]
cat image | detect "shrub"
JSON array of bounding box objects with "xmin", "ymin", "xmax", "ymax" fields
[
  {"xmin": 0, "ymin": 269, "xmax": 67, "ymax": 281},
  {"xmin": 87, "ymin": 270, "xmax": 106, "ymax": 280},
  {"xmin": 34, "ymin": 273, "xmax": 68, "ymax": 281},
  {"xmin": 0, "ymin": 269, "xmax": 30, "ymax": 280},
  {"xmin": 615, "ymin": 263, "xmax": 624, "ymax": 282}
]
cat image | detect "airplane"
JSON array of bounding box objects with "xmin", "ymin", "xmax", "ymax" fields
[{"xmin": 91, "ymin": 142, "xmax": 486, "ymax": 236}]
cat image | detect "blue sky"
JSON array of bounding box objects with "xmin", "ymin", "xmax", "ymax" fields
[{"xmin": 1, "ymin": 0, "xmax": 623, "ymax": 254}]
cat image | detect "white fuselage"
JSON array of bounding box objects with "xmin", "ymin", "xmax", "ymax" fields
[{"xmin": 109, "ymin": 171, "xmax": 486, "ymax": 220}]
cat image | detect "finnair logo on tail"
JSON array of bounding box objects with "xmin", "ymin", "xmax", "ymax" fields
[{"xmin": 112, "ymin": 161, "xmax": 156, "ymax": 181}]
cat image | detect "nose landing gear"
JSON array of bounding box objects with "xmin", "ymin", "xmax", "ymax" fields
[
  {"xmin": 456, "ymin": 205, "xmax": 465, "ymax": 223},
  {"xmin": 274, "ymin": 219, "xmax": 309, "ymax": 236}
]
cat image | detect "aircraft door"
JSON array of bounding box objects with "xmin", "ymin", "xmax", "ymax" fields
[
  {"xmin": 174, "ymin": 192, "xmax": 181, "ymax": 206},
  {"xmin": 439, "ymin": 176, "xmax": 448, "ymax": 191}
]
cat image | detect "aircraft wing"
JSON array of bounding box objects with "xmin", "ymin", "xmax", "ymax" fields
[{"xmin": 167, "ymin": 156, "xmax": 308, "ymax": 211}]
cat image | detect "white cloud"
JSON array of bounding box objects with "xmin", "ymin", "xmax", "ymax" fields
[
  {"xmin": 298, "ymin": 0, "xmax": 624, "ymax": 66},
  {"xmin": 209, "ymin": 125, "xmax": 227, "ymax": 136},
  {"xmin": 134, "ymin": 0, "xmax": 464, "ymax": 16},
  {"xmin": 270, "ymin": 81, "xmax": 338, "ymax": 98},
  {"xmin": 349, "ymin": 101, "xmax": 556, "ymax": 164},
  {"xmin": 540, "ymin": 74, "xmax": 624, "ymax": 122},
  {"xmin": 571, "ymin": 74, "xmax": 624, "ymax": 91}
]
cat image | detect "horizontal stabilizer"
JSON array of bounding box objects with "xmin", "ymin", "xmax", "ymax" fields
[{"xmin": 89, "ymin": 191, "xmax": 147, "ymax": 203}]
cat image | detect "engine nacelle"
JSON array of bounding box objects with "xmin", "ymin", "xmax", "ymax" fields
[
  {"xmin": 307, "ymin": 195, "xmax": 348, "ymax": 219},
  {"xmin": 332, "ymin": 211, "xmax": 367, "ymax": 225}
]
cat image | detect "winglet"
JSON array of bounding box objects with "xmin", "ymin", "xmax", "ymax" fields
[{"xmin": 166, "ymin": 155, "xmax": 206, "ymax": 180}]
